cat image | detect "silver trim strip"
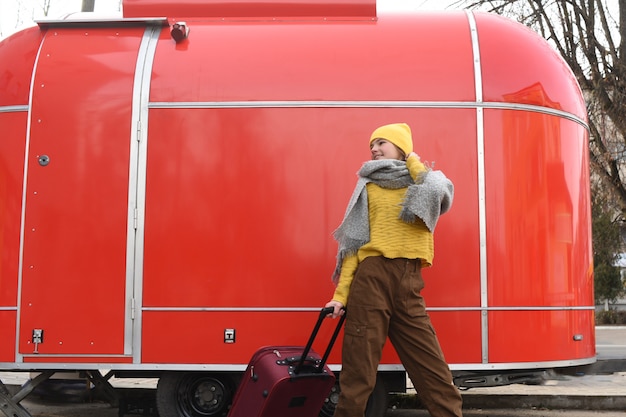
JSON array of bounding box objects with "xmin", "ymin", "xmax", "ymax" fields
[
  {"xmin": 467, "ymin": 10, "xmax": 490, "ymax": 365},
  {"xmin": 450, "ymin": 356, "xmax": 596, "ymax": 371},
  {"xmin": 0, "ymin": 105, "xmax": 28, "ymax": 113},
  {"xmin": 148, "ymin": 100, "xmax": 588, "ymax": 128},
  {"xmin": 140, "ymin": 306, "xmax": 596, "ymax": 312},
  {"xmin": 142, "ymin": 307, "xmax": 330, "ymax": 312},
  {"xmin": 126, "ymin": 25, "xmax": 161, "ymax": 363},
  {"xmin": 21, "ymin": 354, "xmax": 131, "ymax": 358},
  {"xmin": 477, "ymin": 306, "xmax": 596, "ymax": 311},
  {"xmin": 0, "ymin": 307, "xmax": 17, "ymax": 311},
  {"xmin": 14, "ymin": 33, "xmax": 47, "ymax": 364},
  {"xmin": 0, "ymin": 357, "xmax": 595, "ymax": 372},
  {"xmin": 467, "ymin": 11, "xmax": 484, "ymax": 104}
]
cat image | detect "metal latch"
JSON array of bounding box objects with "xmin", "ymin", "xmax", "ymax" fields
[
  {"xmin": 32, "ymin": 329, "xmax": 44, "ymax": 353},
  {"xmin": 224, "ymin": 328, "xmax": 235, "ymax": 343}
]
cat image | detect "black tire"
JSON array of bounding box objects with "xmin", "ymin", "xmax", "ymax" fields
[
  {"xmin": 319, "ymin": 374, "xmax": 388, "ymax": 417},
  {"xmin": 156, "ymin": 372, "xmax": 235, "ymax": 417}
]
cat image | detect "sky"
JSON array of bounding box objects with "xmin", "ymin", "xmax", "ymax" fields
[{"xmin": 0, "ymin": 0, "xmax": 460, "ymax": 40}]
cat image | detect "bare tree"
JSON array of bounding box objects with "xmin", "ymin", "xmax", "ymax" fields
[
  {"xmin": 82, "ymin": 0, "xmax": 95, "ymax": 12},
  {"xmin": 457, "ymin": 0, "xmax": 626, "ymax": 218},
  {"xmin": 42, "ymin": 0, "xmax": 51, "ymax": 16}
]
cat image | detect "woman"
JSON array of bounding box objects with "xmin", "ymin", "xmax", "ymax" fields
[{"xmin": 325, "ymin": 123, "xmax": 463, "ymax": 417}]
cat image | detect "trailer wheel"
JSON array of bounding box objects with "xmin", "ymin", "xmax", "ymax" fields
[
  {"xmin": 319, "ymin": 374, "xmax": 387, "ymax": 417},
  {"xmin": 156, "ymin": 372, "xmax": 234, "ymax": 417}
]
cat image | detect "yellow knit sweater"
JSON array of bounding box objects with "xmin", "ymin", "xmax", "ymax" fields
[{"xmin": 332, "ymin": 156, "xmax": 433, "ymax": 306}]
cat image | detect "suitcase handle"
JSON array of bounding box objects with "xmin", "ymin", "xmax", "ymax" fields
[{"xmin": 294, "ymin": 306, "xmax": 346, "ymax": 375}]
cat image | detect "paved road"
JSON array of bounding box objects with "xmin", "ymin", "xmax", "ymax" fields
[
  {"xmin": 596, "ymin": 326, "xmax": 626, "ymax": 360},
  {"xmin": 390, "ymin": 411, "xmax": 626, "ymax": 416},
  {"xmin": 18, "ymin": 399, "xmax": 626, "ymax": 417}
]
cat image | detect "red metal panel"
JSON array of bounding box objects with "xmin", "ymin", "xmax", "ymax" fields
[
  {"xmin": 484, "ymin": 109, "xmax": 593, "ymax": 308},
  {"xmin": 123, "ymin": 0, "xmax": 376, "ymax": 18},
  {"xmin": 0, "ymin": 10, "xmax": 594, "ymax": 371},
  {"xmin": 141, "ymin": 311, "xmax": 391, "ymax": 366},
  {"xmin": 142, "ymin": 311, "xmax": 481, "ymax": 366},
  {"xmin": 489, "ymin": 310, "xmax": 595, "ymax": 362},
  {"xmin": 476, "ymin": 13, "xmax": 587, "ymax": 119},
  {"xmin": 142, "ymin": 106, "xmax": 480, "ymax": 363},
  {"xmin": 18, "ymin": 27, "xmax": 144, "ymax": 356},
  {"xmin": 429, "ymin": 311, "xmax": 482, "ymax": 364},
  {"xmin": 415, "ymin": 108, "xmax": 480, "ymax": 308},
  {"xmin": 142, "ymin": 107, "xmax": 479, "ymax": 310},
  {"xmin": 142, "ymin": 311, "xmax": 349, "ymax": 364},
  {"xmin": 24, "ymin": 356, "xmax": 133, "ymax": 364},
  {"xmin": 0, "ymin": 311, "xmax": 16, "ymax": 361},
  {"xmin": 0, "ymin": 113, "xmax": 27, "ymax": 307},
  {"xmin": 0, "ymin": 26, "xmax": 43, "ymax": 106},
  {"xmin": 149, "ymin": 12, "xmax": 475, "ymax": 103}
]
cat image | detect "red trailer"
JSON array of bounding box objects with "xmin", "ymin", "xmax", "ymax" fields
[{"xmin": 0, "ymin": 1, "xmax": 594, "ymax": 416}]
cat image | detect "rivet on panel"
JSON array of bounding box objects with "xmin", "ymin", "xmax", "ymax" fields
[{"xmin": 38, "ymin": 155, "xmax": 50, "ymax": 166}]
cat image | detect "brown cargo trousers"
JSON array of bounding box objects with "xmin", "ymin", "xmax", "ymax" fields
[{"xmin": 334, "ymin": 256, "xmax": 463, "ymax": 417}]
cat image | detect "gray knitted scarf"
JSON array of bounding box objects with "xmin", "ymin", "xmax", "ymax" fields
[{"xmin": 332, "ymin": 159, "xmax": 454, "ymax": 283}]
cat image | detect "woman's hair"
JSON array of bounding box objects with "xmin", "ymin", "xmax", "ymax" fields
[{"xmin": 396, "ymin": 146, "xmax": 407, "ymax": 161}]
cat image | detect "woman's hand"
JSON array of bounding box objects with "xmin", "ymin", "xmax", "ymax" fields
[
  {"xmin": 406, "ymin": 151, "xmax": 419, "ymax": 161},
  {"xmin": 324, "ymin": 300, "xmax": 345, "ymax": 319}
]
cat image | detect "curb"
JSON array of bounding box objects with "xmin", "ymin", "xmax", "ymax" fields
[
  {"xmin": 390, "ymin": 393, "xmax": 626, "ymax": 411},
  {"xmin": 462, "ymin": 394, "xmax": 626, "ymax": 411}
]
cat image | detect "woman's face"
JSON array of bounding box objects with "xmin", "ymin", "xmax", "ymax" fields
[{"xmin": 370, "ymin": 138, "xmax": 404, "ymax": 160}]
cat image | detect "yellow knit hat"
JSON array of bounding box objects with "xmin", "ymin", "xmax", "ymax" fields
[{"xmin": 369, "ymin": 123, "xmax": 413, "ymax": 156}]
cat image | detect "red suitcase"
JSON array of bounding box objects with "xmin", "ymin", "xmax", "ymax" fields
[{"xmin": 228, "ymin": 307, "xmax": 346, "ymax": 417}]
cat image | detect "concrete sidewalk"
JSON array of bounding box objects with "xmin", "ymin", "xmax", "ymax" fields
[
  {"xmin": 392, "ymin": 371, "xmax": 626, "ymax": 411},
  {"xmin": 462, "ymin": 371, "xmax": 626, "ymax": 411}
]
